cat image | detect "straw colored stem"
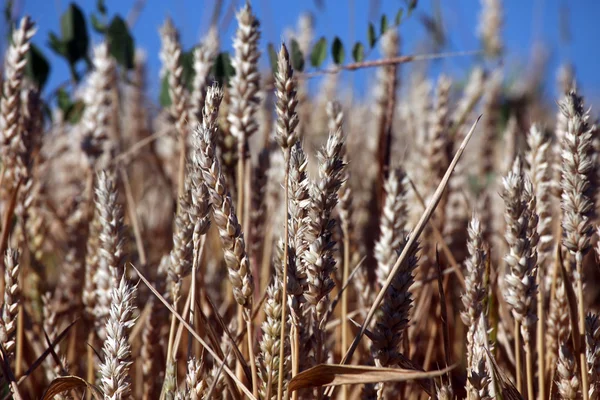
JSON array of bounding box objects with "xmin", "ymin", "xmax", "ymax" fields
[
  {"xmin": 525, "ymin": 339, "xmax": 534, "ymax": 400},
  {"xmin": 341, "ymin": 223, "xmax": 350, "ymax": 400},
  {"xmin": 537, "ymin": 277, "xmax": 546, "ymax": 400},
  {"xmin": 577, "ymin": 252, "xmax": 590, "ymax": 400},
  {"xmin": 247, "ymin": 319, "xmax": 258, "ymax": 398},
  {"xmin": 515, "ymin": 321, "xmax": 522, "ymax": 393}
]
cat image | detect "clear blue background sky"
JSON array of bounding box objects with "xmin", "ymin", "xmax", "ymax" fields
[{"xmin": 5, "ymin": 0, "xmax": 600, "ymax": 104}]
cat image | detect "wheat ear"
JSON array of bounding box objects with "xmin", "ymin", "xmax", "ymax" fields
[
  {"xmin": 0, "ymin": 16, "xmax": 36, "ymax": 187},
  {"xmin": 560, "ymin": 90, "xmax": 595, "ymax": 400},
  {"xmin": 1, "ymin": 249, "xmax": 20, "ymax": 361},
  {"xmin": 98, "ymin": 275, "xmax": 137, "ymax": 400}
]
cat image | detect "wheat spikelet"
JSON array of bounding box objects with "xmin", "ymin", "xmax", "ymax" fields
[
  {"xmin": 228, "ymin": 2, "xmax": 261, "ymax": 146},
  {"xmin": 525, "ymin": 124, "xmax": 553, "ymax": 270},
  {"xmin": 371, "ymin": 234, "xmax": 419, "ymax": 367},
  {"xmin": 192, "ymin": 85, "xmax": 254, "ymax": 310},
  {"xmin": 467, "ymin": 322, "xmax": 492, "ymax": 400},
  {"xmin": 587, "ymin": 314, "xmax": 600, "ymax": 400},
  {"xmin": 274, "ymin": 43, "xmax": 299, "ymax": 152},
  {"xmin": 557, "ymin": 344, "xmax": 581, "ymax": 400},
  {"xmin": 93, "ymin": 170, "xmax": 126, "ymax": 340},
  {"xmin": 159, "ymin": 18, "xmax": 189, "ymax": 138},
  {"xmin": 1, "ymin": 249, "xmax": 20, "ymax": 359},
  {"xmin": 80, "ymin": 43, "xmax": 117, "ymax": 165},
  {"xmin": 501, "ymin": 159, "xmax": 539, "ymax": 342},
  {"xmin": 560, "ymin": 90, "xmax": 595, "ymax": 257},
  {"xmin": 258, "ymin": 279, "xmax": 289, "ymax": 399},
  {"xmin": 191, "ymin": 27, "xmax": 219, "ymax": 125},
  {"xmin": 303, "ymin": 117, "xmax": 346, "ymax": 324},
  {"xmin": 477, "ymin": 0, "xmax": 503, "ymax": 57},
  {"xmin": 461, "ymin": 217, "xmax": 488, "ymax": 363},
  {"xmin": 286, "ymin": 142, "xmax": 310, "ymax": 319},
  {"xmin": 0, "ymin": 16, "xmax": 36, "ymax": 187},
  {"xmin": 98, "ymin": 275, "xmax": 137, "ymax": 400},
  {"xmin": 374, "ymin": 168, "xmax": 408, "ymax": 288},
  {"xmin": 186, "ymin": 357, "xmax": 206, "ymax": 399}
]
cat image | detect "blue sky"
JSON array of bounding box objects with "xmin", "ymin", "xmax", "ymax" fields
[{"xmin": 7, "ymin": 0, "xmax": 600, "ymax": 104}]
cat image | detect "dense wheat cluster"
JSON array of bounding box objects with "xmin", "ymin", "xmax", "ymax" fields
[{"xmin": 0, "ymin": 1, "xmax": 599, "ymax": 399}]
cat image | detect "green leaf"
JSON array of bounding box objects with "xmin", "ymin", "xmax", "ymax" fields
[
  {"xmin": 380, "ymin": 14, "xmax": 388, "ymax": 34},
  {"xmin": 368, "ymin": 23, "xmax": 377, "ymax": 48},
  {"xmin": 60, "ymin": 3, "xmax": 89, "ymax": 64},
  {"xmin": 331, "ymin": 37, "xmax": 345, "ymax": 65},
  {"xmin": 395, "ymin": 8, "xmax": 404, "ymax": 25},
  {"xmin": 180, "ymin": 49, "xmax": 195, "ymax": 90},
  {"xmin": 25, "ymin": 44, "xmax": 51, "ymax": 89},
  {"xmin": 66, "ymin": 100, "xmax": 85, "ymax": 124},
  {"xmin": 310, "ymin": 37, "xmax": 327, "ymax": 68},
  {"xmin": 90, "ymin": 14, "xmax": 107, "ymax": 34},
  {"xmin": 56, "ymin": 88, "xmax": 72, "ymax": 112},
  {"xmin": 267, "ymin": 43, "xmax": 278, "ymax": 74},
  {"xmin": 211, "ymin": 52, "xmax": 235, "ymax": 86},
  {"xmin": 106, "ymin": 16, "xmax": 134, "ymax": 69},
  {"xmin": 407, "ymin": 0, "xmax": 417, "ymax": 17},
  {"xmin": 351, "ymin": 42, "xmax": 364, "ymax": 62},
  {"xmin": 96, "ymin": 0, "xmax": 107, "ymax": 15},
  {"xmin": 47, "ymin": 32, "xmax": 67, "ymax": 57},
  {"xmin": 159, "ymin": 73, "xmax": 171, "ymax": 107},
  {"xmin": 290, "ymin": 39, "xmax": 305, "ymax": 72}
]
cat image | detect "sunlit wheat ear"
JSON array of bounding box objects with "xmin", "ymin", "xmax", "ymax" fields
[
  {"xmin": 453, "ymin": 67, "xmax": 485, "ymax": 132},
  {"xmin": 426, "ymin": 74, "xmax": 452, "ymax": 187},
  {"xmin": 371, "ymin": 234, "xmax": 420, "ymax": 368},
  {"xmin": 468, "ymin": 325, "xmax": 492, "ymax": 400},
  {"xmin": 560, "ymin": 90, "xmax": 595, "ymax": 257},
  {"xmin": 80, "ymin": 43, "xmax": 117, "ymax": 166},
  {"xmin": 557, "ymin": 344, "xmax": 580, "ymax": 400},
  {"xmin": 186, "ymin": 357, "xmax": 206, "ymax": 400},
  {"xmin": 98, "ymin": 275, "xmax": 137, "ymax": 400},
  {"xmin": 477, "ymin": 0, "xmax": 504, "ymax": 57},
  {"xmin": 0, "ymin": 16, "xmax": 36, "ymax": 187},
  {"xmin": 286, "ymin": 142, "xmax": 310, "ymax": 319},
  {"xmin": 191, "ymin": 26, "xmax": 219, "ymax": 125},
  {"xmin": 1, "ymin": 249, "xmax": 20, "ymax": 360},
  {"xmin": 587, "ymin": 314, "xmax": 600, "ymax": 400},
  {"xmin": 258, "ymin": 279, "xmax": 289, "ymax": 399},
  {"xmin": 192, "ymin": 84, "xmax": 254, "ymax": 310},
  {"xmin": 274, "ymin": 43, "xmax": 299, "ymax": 152},
  {"xmin": 167, "ymin": 194, "xmax": 195, "ymax": 305},
  {"xmin": 461, "ymin": 217, "xmax": 488, "ymax": 364},
  {"xmin": 159, "ymin": 17, "xmax": 188, "ymax": 138},
  {"xmin": 93, "ymin": 170, "xmax": 126, "ymax": 340},
  {"xmin": 374, "ymin": 168, "xmax": 408, "ymax": 288},
  {"xmin": 303, "ymin": 113, "xmax": 346, "ymax": 324},
  {"xmin": 525, "ymin": 124, "xmax": 553, "ymax": 269},
  {"xmin": 501, "ymin": 159, "xmax": 539, "ymax": 340},
  {"xmin": 228, "ymin": 1, "xmax": 261, "ymax": 145},
  {"xmin": 546, "ymin": 273, "xmax": 571, "ymax": 369}
]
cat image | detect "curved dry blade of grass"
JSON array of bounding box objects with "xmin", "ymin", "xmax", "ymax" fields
[
  {"xmin": 41, "ymin": 376, "xmax": 103, "ymax": 400},
  {"xmin": 131, "ymin": 263, "xmax": 257, "ymax": 400},
  {"xmin": 336, "ymin": 116, "xmax": 481, "ymax": 370},
  {"xmin": 289, "ymin": 364, "xmax": 455, "ymax": 392}
]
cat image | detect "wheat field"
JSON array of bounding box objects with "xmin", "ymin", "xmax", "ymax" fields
[{"xmin": 0, "ymin": 0, "xmax": 597, "ymax": 399}]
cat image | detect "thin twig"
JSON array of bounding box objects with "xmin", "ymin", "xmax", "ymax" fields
[{"xmin": 298, "ymin": 50, "xmax": 481, "ymax": 78}]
